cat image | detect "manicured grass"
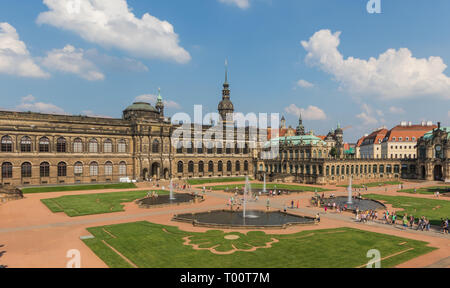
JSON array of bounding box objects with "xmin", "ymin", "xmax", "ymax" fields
[
  {"xmin": 83, "ymin": 221, "xmax": 434, "ymax": 268},
  {"xmin": 41, "ymin": 190, "xmax": 168, "ymax": 217},
  {"xmin": 398, "ymin": 186, "xmax": 450, "ymax": 195},
  {"xmin": 338, "ymin": 181, "xmax": 403, "ymax": 188},
  {"xmin": 186, "ymin": 177, "xmax": 250, "ymax": 185},
  {"xmin": 364, "ymin": 194, "xmax": 450, "ymax": 226},
  {"xmin": 22, "ymin": 183, "xmax": 137, "ymax": 194},
  {"xmin": 207, "ymin": 183, "xmax": 331, "ymax": 192}
]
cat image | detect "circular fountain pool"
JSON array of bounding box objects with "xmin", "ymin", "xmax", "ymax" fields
[
  {"xmin": 136, "ymin": 193, "xmax": 198, "ymax": 208},
  {"xmin": 321, "ymin": 196, "xmax": 385, "ymax": 211},
  {"xmin": 173, "ymin": 210, "xmax": 316, "ymax": 229}
]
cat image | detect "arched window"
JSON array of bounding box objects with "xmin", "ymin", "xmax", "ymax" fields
[
  {"xmin": 57, "ymin": 137, "xmax": 67, "ymax": 153},
  {"xmin": 90, "ymin": 162, "xmax": 99, "ymax": 176},
  {"xmin": 227, "ymin": 161, "xmax": 232, "ymax": 172},
  {"xmin": 21, "ymin": 162, "xmax": 32, "ymax": 178},
  {"xmin": 218, "ymin": 161, "xmax": 223, "ymax": 172},
  {"xmin": 244, "ymin": 161, "xmax": 249, "ymax": 171},
  {"xmin": 235, "ymin": 142, "xmax": 241, "ymax": 154},
  {"xmin": 2, "ymin": 162, "xmax": 13, "ymax": 179},
  {"xmin": 208, "ymin": 161, "xmax": 214, "ymax": 173},
  {"xmin": 176, "ymin": 142, "xmax": 183, "ymax": 154},
  {"xmin": 1, "ymin": 136, "xmax": 13, "ymax": 152},
  {"xmin": 105, "ymin": 161, "xmax": 113, "ymax": 176},
  {"xmin": 198, "ymin": 161, "xmax": 204, "ymax": 173},
  {"xmin": 188, "ymin": 161, "xmax": 194, "ymax": 173},
  {"xmin": 74, "ymin": 162, "xmax": 83, "ymax": 176},
  {"xmin": 40, "ymin": 162, "xmax": 50, "ymax": 177},
  {"xmin": 236, "ymin": 161, "xmax": 241, "ymax": 172},
  {"xmin": 73, "ymin": 138, "xmax": 83, "ymax": 153},
  {"xmin": 119, "ymin": 162, "xmax": 127, "ymax": 176},
  {"xmin": 39, "ymin": 137, "xmax": 50, "ymax": 153},
  {"xmin": 216, "ymin": 143, "xmax": 223, "ymax": 154},
  {"xmin": 187, "ymin": 142, "xmax": 193, "ymax": 154},
  {"xmin": 89, "ymin": 139, "xmax": 98, "ymax": 153},
  {"xmin": 207, "ymin": 142, "xmax": 214, "ymax": 154},
  {"xmin": 196, "ymin": 142, "xmax": 203, "ymax": 154},
  {"xmin": 177, "ymin": 161, "xmax": 184, "ymax": 173},
  {"xmin": 57, "ymin": 162, "xmax": 67, "ymax": 177},
  {"xmin": 118, "ymin": 139, "xmax": 127, "ymax": 153},
  {"xmin": 20, "ymin": 136, "xmax": 32, "ymax": 152},
  {"xmin": 152, "ymin": 139, "xmax": 160, "ymax": 153},
  {"xmin": 243, "ymin": 143, "xmax": 249, "ymax": 154},
  {"xmin": 104, "ymin": 139, "xmax": 113, "ymax": 153},
  {"xmin": 226, "ymin": 143, "xmax": 233, "ymax": 155}
]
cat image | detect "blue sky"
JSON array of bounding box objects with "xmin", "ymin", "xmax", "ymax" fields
[{"xmin": 0, "ymin": 0, "xmax": 449, "ymax": 142}]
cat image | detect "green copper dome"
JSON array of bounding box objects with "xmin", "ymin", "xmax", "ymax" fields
[
  {"xmin": 124, "ymin": 102, "xmax": 158, "ymax": 113},
  {"xmin": 264, "ymin": 135, "xmax": 327, "ymax": 148},
  {"xmin": 423, "ymin": 127, "xmax": 450, "ymax": 140}
]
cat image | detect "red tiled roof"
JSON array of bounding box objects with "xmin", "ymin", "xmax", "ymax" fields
[
  {"xmin": 384, "ymin": 124, "xmax": 437, "ymax": 142},
  {"xmin": 360, "ymin": 128, "xmax": 388, "ymax": 146}
]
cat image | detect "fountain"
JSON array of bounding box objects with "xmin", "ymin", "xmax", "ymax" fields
[
  {"xmin": 169, "ymin": 178, "xmax": 176, "ymax": 200},
  {"xmin": 173, "ymin": 177, "xmax": 316, "ymax": 228},
  {"xmin": 347, "ymin": 177, "xmax": 353, "ymax": 204},
  {"xmin": 321, "ymin": 176, "xmax": 386, "ymax": 211},
  {"xmin": 136, "ymin": 179, "xmax": 199, "ymax": 208},
  {"xmin": 262, "ymin": 173, "xmax": 267, "ymax": 193}
]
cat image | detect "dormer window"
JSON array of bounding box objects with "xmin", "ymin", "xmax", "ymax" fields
[{"xmin": 392, "ymin": 137, "xmax": 396, "ymax": 141}]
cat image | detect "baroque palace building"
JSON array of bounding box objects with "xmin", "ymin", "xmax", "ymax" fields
[
  {"xmin": 0, "ymin": 73, "xmax": 256, "ymax": 187},
  {"xmin": 1, "ymin": 69, "xmax": 448, "ymax": 187},
  {"xmin": 257, "ymin": 121, "xmax": 448, "ymax": 185}
]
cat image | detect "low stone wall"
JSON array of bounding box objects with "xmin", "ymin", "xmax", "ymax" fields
[{"xmin": 0, "ymin": 186, "xmax": 23, "ymax": 204}]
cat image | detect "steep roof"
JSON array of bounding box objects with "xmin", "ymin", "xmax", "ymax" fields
[
  {"xmin": 384, "ymin": 124, "xmax": 437, "ymax": 142},
  {"xmin": 360, "ymin": 129, "xmax": 388, "ymax": 146}
]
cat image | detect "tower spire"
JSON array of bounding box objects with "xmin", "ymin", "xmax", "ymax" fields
[{"xmin": 156, "ymin": 87, "xmax": 164, "ymax": 117}]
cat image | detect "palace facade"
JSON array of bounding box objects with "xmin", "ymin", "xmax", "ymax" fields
[
  {"xmin": 0, "ymin": 75, "xmax": 256, "ymax": 187},
  {"xmin": 257, "ymin": 122, "xmax": 448, "ymax": 185},
  {"xmin": 1, "ymin": 71, "xmax": 448, "ymax": 187}
]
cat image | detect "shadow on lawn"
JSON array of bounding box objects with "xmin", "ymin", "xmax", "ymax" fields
[{"xmin": 0, "ymin": 245, "xmax": 7, "ymax": 268}]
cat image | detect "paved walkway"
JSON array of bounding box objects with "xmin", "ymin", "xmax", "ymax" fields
[{"xmin": 0, "ymin": 180, "xmax": 449, "ymax": 268}]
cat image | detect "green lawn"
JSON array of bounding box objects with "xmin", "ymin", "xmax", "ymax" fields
[
  {"xmin": 83, "ymin": 221, "xmax": 434, "ymax": 268},
  {"xmin": 338, "ymin": 181, "xmax": 403, "ymax": 188},
  {"xmin": 41, "ymin": 190, "xmax": 168, "ymax": 217},
  {"xmin": 186, "ymin": 177, "xmax": 250, "ymax": 185},
  {"xmin": 398, "ymin": 186, "xmax": 450, "ymax": 195},
  {"xmin": 365, "ymin": 194, "xmax": 450, "ymax": 226},
  {"xmin": 22, "ymin": 183, "xmax": 137, "ymax": 194},
  {"xmin": 207, "ymin": 183, "xmax": 331, "ymax": 192}
]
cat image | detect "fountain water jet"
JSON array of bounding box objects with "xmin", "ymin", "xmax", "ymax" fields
[
  {"xmin": 347, "ymin": 177, "xmax": 353, "ymax": 204},
  {"xmin": 169, "ymin": 179, "xmax": 176, "ymax": 200},
  {"xmin": 263, "ymin": 173, "xmax": 267, "ymax": 193}
]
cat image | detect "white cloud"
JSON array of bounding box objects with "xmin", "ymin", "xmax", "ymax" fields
[
  {"xmin": 219, "ymin": 0, "xmax": 250, "ymax": 9},
  {"xmin": 296, "ymin": 79, "xmax": 314, "ymax": 88},
  {"xmin": 37, "ymin": 0, "xmax": 191, "ymax": 64},
  {"xmin": 0, "ymin": 22, "xmax": 49, "ymax": 78},
  {"xmin": 84, "ymin": 49, "xmax": 148, "ymax": 72},
  {"xmin": 301, "ymin": 29, "xmax": 450, "ymax": 100},
  {"xmin": 135, "ymin": 94, "xmax": 181, "ymax": 109},
  {"xmin": 356, "ymin": 103, "xmax": 378, "ymax": 126},
  {"xmin": 285, "ymin": 104, "xmax": 327, "ymax": 120},
  {"xmin": 16, "ymin": 95, "xmax": 66, "ymax": 115},
  {"xmin": 41, "ymin": 45, "xmax": 105, "ymax": 81},
  {"xmin": 389, "ymin": 106, "xmax": 405, "ymax": 114}
]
